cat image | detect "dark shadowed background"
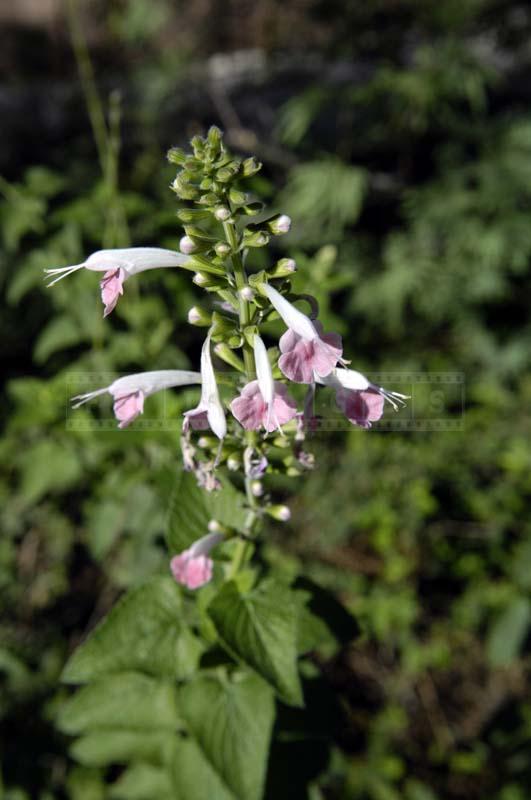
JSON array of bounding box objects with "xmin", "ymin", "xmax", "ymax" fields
[{"xmin": 1, "ymin": 1, "xmax": 531, "ymax": 798}]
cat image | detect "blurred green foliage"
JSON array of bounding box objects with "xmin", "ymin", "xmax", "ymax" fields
[{"xmin": 2, "ymin": 0, "xmax": 531, "ymax": 798}]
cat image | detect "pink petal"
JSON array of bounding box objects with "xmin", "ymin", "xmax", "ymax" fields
[
  {"xmin": 183, "ymin": 408, "xmax": 210, "ymax": 430},
  {"xmin": 231, "ymin": 381, "xmax": 266, "ymax": 431},
  {"xmin": 113, "ymin": 390, "xmax": 144, "ymax": 428},
  {"xmin": 311, "ymin": 337, "xmax": 343, "ymax": 378},
  {"xmin": 279, "ymin": 328, "xmax": 300, "ymax": 354},
  {"xmin": 265, "ymin": 382, "xmax": 298, "ymax": 431},
  {"xmin": 336, "ymin": 388, "xmax": 384, "ymax": 428},
  {"xmin": 279, "ymin": 339, "xmax": 315, "ymax": 383},
  {"xmin": 170, "ymin": 551, "xmax": 213, "ymax": 589},
  {"xmin": 100, "ymin": 268, "xmax": 125, "ymax": 317}
]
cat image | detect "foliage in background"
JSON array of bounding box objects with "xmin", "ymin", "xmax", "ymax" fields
[{"xmin": 2, "ymin": 0, "xmax": 531, "ymax": 798}]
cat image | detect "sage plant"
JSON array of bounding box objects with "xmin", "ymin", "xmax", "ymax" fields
[{"xmin": 52, "ymin": 128, "xmax": 408, "ymax": 799}]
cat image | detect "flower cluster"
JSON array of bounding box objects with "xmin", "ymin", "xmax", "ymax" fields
[{"xmin": 47, "ymin": 127, "xmax": 407, "ymax": 589}]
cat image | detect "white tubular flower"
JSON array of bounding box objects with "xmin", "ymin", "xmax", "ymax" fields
[
  {"xmin": 45, "ymin": 247, "xmax": 191, "ymax": 317},
  {"xmin": 316, "ymin": 368, "xmax": 409, "ymax": 429},
  {"xmin": 71, "ymin": 370, "xmax": 201, "ymax": 429},
  {"xmin": 183, "ymin": 332, "xmax": 226, "ymax": 440}
]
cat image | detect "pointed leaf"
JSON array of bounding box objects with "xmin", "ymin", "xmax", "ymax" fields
[
  {"xmin": 180, "ymin": 673, "xmax": 275, "ymax": 800},
  {"xmin": 109, "ymin": 764, "xmax": 173, "ymax": 800},
  {"xmin": 166, "ymin": 470, "xmax": 247, "ymax": 553},
  {"xmin": 58, "ymin": 672, "xmax": 179, "ymax": 734},
  {"xmin": 171, "ymin": 736, "xmax": 235, "ymax": 800},
  {"xmin": 71, "ymin": 730, "xmax": 176, "ymax": 767},
  {"xmin": 62, "ymin": 577, "xmax": 199, "ymax": 683},
  {"xmin": 207, "ymin": 579, "xmax": 303, "ymax": 706}
]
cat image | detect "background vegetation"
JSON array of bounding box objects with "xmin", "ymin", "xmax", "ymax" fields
[{"xmin": 1, "ymin": 1, "xmax": 531, "ymax": 798}]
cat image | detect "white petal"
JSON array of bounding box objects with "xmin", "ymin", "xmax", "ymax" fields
[
  {"xmin": 109, "ymin": 370, "xmax": 201, "ymax": 398},
  {"xmin": 200, "ymin": 333, "xmax": 226, "ymax": 440},
  {"xmin": 189, "ymin": 532, "xmax": 224, "ymax": 557},
  {"xmin": 263, "ymin": 284, "xmax": 317, "ymax": 341},
  {"xmin": 254, "ymin": 335, "xmax": 274, "ymax": 408},
  {"xmin": 316, "ymin": 368, "xmax": 371, "ymax": 391},
  {"xmin": 85, "ymin": 247, "xmax": 191, "ymax": 275}
]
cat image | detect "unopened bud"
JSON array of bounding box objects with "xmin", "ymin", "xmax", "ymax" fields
[
  {"xmin": 242, "ymin": 156, "xmax": 262, "ymax": 177},
  {"xmin": 208, "ymin": 519, "xmax": 223, "ymax": 533},
  {"xmin": 269, "ymin": 258, "xmax": 297, "ymax": 279},
  {"xmin": 266, "ymin": 504, "xmax": 291, "ymax": 522},
  {"xmin": 187, "ymin": 306, "xmax": 211, "ymax": 326},
  {"xmin": 243, "ymin": 230, "xmax": 270, "ymax": 248},
  {"xmin": 268, "ymin": 214, "xmax": 292, "ymax": 235},
  {"xmin": 193, "ymin": 272, "xmax": 210, "ymax": 287},
  {"xmin": 180, "ymin": 235, "xmax": 197, "ymax": 255},
  {"xmin": 239, "ymin": 286, "xmax": 255, "ymax": 302},
  {"xmin": 251, "ymin": 480, "xmax": 263, "ymax": 497},
  {"xmin": 215, "ymin": 241, "xmax": 232, "ymax": 258},
  {"xmin": 198, "ymin": 436, "xmax": 218, "ymax": 449},
  {"xmin": 227, "ymin": 454, "xmax": 241, "ymax": 471},
  {"xmin": 214, "ymin": 206, "xmax": 231, "ymax": 221}
]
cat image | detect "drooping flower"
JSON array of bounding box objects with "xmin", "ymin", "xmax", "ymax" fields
[
  {"xmin": 183, "ymin": 332, "xmax": 226, "ymax": 440},
  {"xmin": 71, "ymin": 370, "xmax": 201, "ymax": 429},
  {"xmin": 170, "ymin": 532, "xmax": 223, "ymax": 590},
  {"xmin": 45, "ymin": 247, "xmax": 191, "ymax": 316},
  {"xmin": 230, "ymin": 334, "xmax": 297, "ymax": 433},
  {"xmin": 263, "ymin": 283, "xmax": 342, "ymax": 383},
  {"xmin": 317, "ymin": 368, "xmax": 409, "ymax": 429}
]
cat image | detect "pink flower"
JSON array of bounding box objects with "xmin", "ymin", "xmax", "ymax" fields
[
  {"xmin": 100, "ymin": 268, "xmax": 126, "ymax": 317},
  {"xmin": 231, "ymin": 381, "xmax": 297, "ymax": 432},
  {"xmin": 263, "ymin": 284, "xmax": 342, "ymax": 383},
  {"xmin": 70, "ymin": 370, "xmax": 201, "ymax": 429},
  {"xmin": 170, "ymin": 532, "xmax": 223, "ymax": 590},
  {"xmin": 45, "ymin": 247, "xmax": 190, "ymax": 316},
  {"xmin": 231, "ymin": 334, "xmax": 297, "ymax": 432},
  {"xmin": 317, "ymin": 368, "xmax": 409, "ymax": 429}
]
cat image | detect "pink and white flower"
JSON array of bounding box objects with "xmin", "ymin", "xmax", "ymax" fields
[
  {"xmin": 263, "ymin": 284, "xmax": 343, "ymax": 383},
  {"xmin": 45, "ymin": 247, "xmax": 190, "ymax": 317},
  {"xmin": 183, "ymin": 332, "xmax": 226, "ymax": 440},
  {"xmin": 230, "ymin": 334, "xmax": 298, "ymax": 433},
  {"xmin": 170, "ymin": 532, "xmax": 223, "ymax": 590},
  {"xmin": 317, "ymin": 368, "xmax": 408, "ymax": 429},
  {"xmin": 71, "ymin": 369, "xmax": 201, "ymax": 429}
]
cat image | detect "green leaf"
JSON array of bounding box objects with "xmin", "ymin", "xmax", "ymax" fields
[
  {"xmin": 166, "ymin": 470, "xmax": 247, "ymax": 553},
  {"xmin": 71, "ymin": 730, "xmax": 175, "ymax": 767},
  {"xmin": 62, "ymin": 577, "xmax": 201, "ymax": 683},
  {"xmin": 486, "ymin": 595, "xmax": 531, "ymax": 667},
  {"xmin": 57, "ymin": 672, "xmax": 179, "ymax": 734},
  {"xmin": 109, "ymin": 764, "xmax": 173, "ymax": 800},
  {"xmin": 171, "ymin": 736, "xmax": 235, "ymax": 800},
  {"xmin": 207, "ymin": 579, "xmax": 303, "ymax": 706},
  {"xmin": 180, "ymin": 673, "xmax": 275, "ymax": 800}
]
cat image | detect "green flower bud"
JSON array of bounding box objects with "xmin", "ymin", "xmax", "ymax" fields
[
  {"xmin": 268, "ymin": 258, "xmax": 297, "ymax": 278},
  {"xmin": 266, "ymin": 504, "xmax": 291, "ymax": 522},
  {"xmin": 243, "ymin": 229, "xmax": 270, "ymax": 248},
  {"xmin": 242, "ymin": 157, "xmax": 262, "ymax": 177},
  {"xmin": 267, "ymin": 214, "xmax": 291, "ymax": 235},
  {"xmin": 187, "ymin": 306, "xmax": 212, "ymax": 326},
  {"xmin": 167, "ymin": 147, "xmax": 187, "ymax": 165},
  {"xmin": 214, "ymin": 343, "xmax": 245, "ymax": 372},
  {"xmin": 215, "ymin": 241, "xmax": 232, "ymax": 258},
  {"xmin": 214, "ymin": 206, "xmax": 231, "ymax": 221}
]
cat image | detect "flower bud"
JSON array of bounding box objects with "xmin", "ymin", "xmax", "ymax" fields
[
  {"xmin": 214, "ymin": 206, "xmax": 231, "ymax": 221},
  {"xmin": 198, "ymin": 436, "xmax": 218, "ymax": 449},
  {"xmin": 214, "ymin": 343, "xmax": 245, "ymax": 372},
  {"xmin": 180, "ymin": 235, "xmax": 197, "ymax": 255},
  {"xmin": 239, "ymin": 286, "xmax": 255, "ymax": 302},
  {"xmin": 193, "ymin": 272, "xmax": 210, "ymax": 286},
  {"xmin": 243, "ymin": 230, "xmax": 270, "ymax": 248},
  {"xmin": 251, "ymin": 480, "xmax": 263, "ymax": 497},
  {"xmin": 242, "ymin": 157, "xmax": 262, "ymax": 177},
  {"xmin": 208, "ymin": 519, "xmax": 223, "ymax": 533},
  {"xmin": 227, "ymin": 453, "xmax": 241, "ymax": 471},
  {"xmin": 187, "ymin": 306, "xmax": 212, "ymax": 326},
  {"xmin": 268, "ymin": 214, "xmax": 291, "ymax": 235},
  {"xmin": 269, "ymin": 258, "xmax": 297, "ymax": 278},
  {"xmin": 266, "ymin": 504, "xmax": 291, "ymax": 522},
  {"xmin": 215, "ymin": 241, "xmax": 232, "ymax": 258}
]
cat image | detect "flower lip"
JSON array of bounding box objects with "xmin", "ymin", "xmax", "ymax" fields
[{"xmin": 70, "ymin": 370, "xmax": 201, "ymax": 410}]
